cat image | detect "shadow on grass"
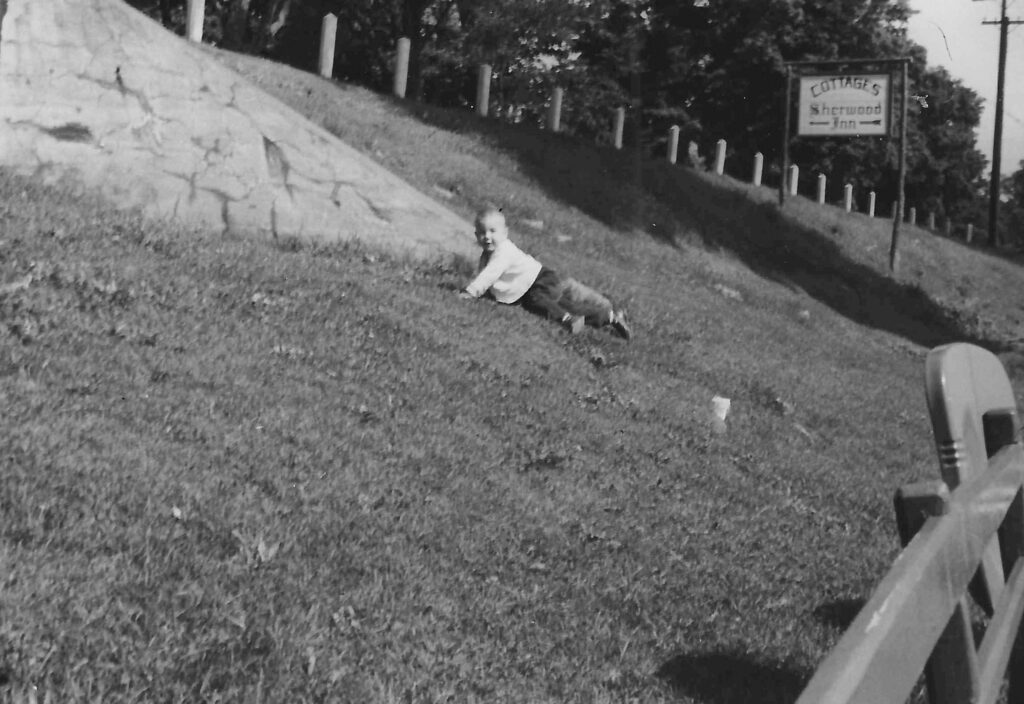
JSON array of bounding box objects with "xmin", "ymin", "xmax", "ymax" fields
[
  {"xmin": 387, "ymin": 100, "xmax": 683, "ymax": 248},
  {"xmin": 392, "ymin": 100, "xmax": 1010, "ymax": 350},
  {"xmin": 657, "ymin": 651, "xmax": 808, "ymax": 704},
  {"xmin": 812, "ymin": 598, "xmax": 866, "ymax": 631},
  {"xmin": 656, "ymin": 174, "xmax": 1008, "ymax": 350}
]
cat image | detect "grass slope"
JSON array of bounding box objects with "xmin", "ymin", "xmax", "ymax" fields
[{"xmin": 1, "ymin": 48, "xmax": 1023, "ymax": 703}]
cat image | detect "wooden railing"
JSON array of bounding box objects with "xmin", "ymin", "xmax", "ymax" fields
[{"xmin": 796, "ymin": 343, "xmax": 1024, "ymax": 704}]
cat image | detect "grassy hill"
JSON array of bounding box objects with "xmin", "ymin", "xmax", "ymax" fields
[{"xmin": 2, "ymin": 48, "xmax": 1023, "ymax": 703}]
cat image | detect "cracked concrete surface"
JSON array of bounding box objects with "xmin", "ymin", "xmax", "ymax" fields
[{"xmin": 0, "ymin": 0, "xmax": 474, "ymax": 260}]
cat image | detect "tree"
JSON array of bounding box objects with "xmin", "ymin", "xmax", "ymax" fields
[
  {"xmin": 124, "ymin": 0, "xmax": 991, "ymax": 223},
  {"xmin": 124, "ymin": 0, "xmax": 292, "ymax": 52},
  {"xmin": 271, "ymin": 0, "xmax": 593, "ymax": 106},
  {"xmin": 1002, "ymin": 161, "xmax": 1024, "ymax": 248},
  {"xmin": 573, "ymin": 0, "xmax": 986, "ymax": 217},
  {"xmin": 420, "ymin": 0, "xmax": 608, "ymax": 121},
  {"xmin": 124, "ymin": 0, "xmax": 184, "ymax": 31},
  {"xmin": 903, "ymin": 64, "xmax": 988, "ymax": 223}
]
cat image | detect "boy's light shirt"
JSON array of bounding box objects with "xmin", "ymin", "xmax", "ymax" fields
[{"xmin": 464, "ymin": 239, "xmax": 543, "ymax": 303}]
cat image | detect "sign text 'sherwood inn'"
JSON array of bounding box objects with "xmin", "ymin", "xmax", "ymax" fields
[{"xmin": 797, "ymin": 74, "xmax": 890, "ymax": 137}]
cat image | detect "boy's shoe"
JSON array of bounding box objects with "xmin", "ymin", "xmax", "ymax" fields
[
  {"xmin": 565, "ymin": 314, "xmax": 586, "ymax": 335},
  {"xmin": 610, "ymin": 310, "xmax": 632, "ymax": 340}
]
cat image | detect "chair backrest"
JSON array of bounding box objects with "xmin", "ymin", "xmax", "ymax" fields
[
  {"xmin": 925, "ymin": 342, "xmax": 1018, "ymax": 489},
  {"xmin": 925, "ymin": 343, "xmax": 1019, "ymax": 612}
]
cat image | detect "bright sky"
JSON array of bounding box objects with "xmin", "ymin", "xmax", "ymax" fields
[{"xmin": 906, "ymin": 0, "xmax": 1024, "ymax": 176}]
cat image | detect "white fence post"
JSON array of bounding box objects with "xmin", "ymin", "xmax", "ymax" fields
[
  {"xmin": 752, "ymin": 152, "xmax": 763, "ymax": 186},
  {"xmin": 908, "ymin": 207, "xmax": 917, "ymax": 226},
  {"xmin": 667, "ymin": 126, "xmax": 680, "ymax": 164},
  {"xmin": 843, "ymin": 184, "xmax": 853, "ymax": 213},
  {"xmin": 788, "ymin": 164, "xmax": 799, "ymax": 196},
  {"xmin": 927, "ymin": 212, "xmax": 935, "ymax": 230},
  {"xmin": 318, "ymin": 14, "xmax": 338, "ymax": 78},
  {"xmin": 187, "ymin": 0, "xmax": 205, "ymax": 42},
  {"xmin": 613, "ymin": 107, "xmax": 625, "ymax": 149},
  {"xmin": 714, "ymin": 139, "xmax": 726, "ymax": 175},
  {"xmin": 944, "ymin": 218, "xmax": 952, "ymax": 236},
  {"xmin": 966, "ymin": 223, "xmax": 974, "ymax": 243},
  {"xmin": 476, "ymin": 64, "xmax": 492, "ymax": 117},
  {"xmin": 868, "ymin": 191, "xmax": 876, "ymax": 217},
  {"xmin": 547, "ymin": 87, "xmax": 563, "ymax": 132},
  {"xmin": 393, "ymin": 38, "xmax": 410, "ymax": 98},
  {"xmin": 816, "ymin": 174, "xmax": 827, "ymax": 204}
]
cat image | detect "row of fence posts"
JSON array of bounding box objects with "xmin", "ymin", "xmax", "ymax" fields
[
  {"xmin": 333, "ymin": 28, "xmax": 979, "ymax": 240},
  {"xmin": 781, "ymin": 162, "xmax": 976, "ymax": 240},
  {"xmin": 182, "ymin": 7, "xmax": 979, "ymax": 243}
]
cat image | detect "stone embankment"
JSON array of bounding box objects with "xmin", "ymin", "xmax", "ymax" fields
[{"xmin": 0, "ymin": 0, "xmax": 474, "ymax": 260}]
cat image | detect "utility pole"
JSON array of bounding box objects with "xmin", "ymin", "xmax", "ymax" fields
[{"xmin": 983, "ymin": 0, "xmax": 1024, "ymax": 247}]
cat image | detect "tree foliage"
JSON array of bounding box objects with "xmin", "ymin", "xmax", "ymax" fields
[
  {"xmin": 571, "ymin": 0, "xmax": 988, "ymax": 216},
  {"xmin": 126, "ymin": 0, "xmax": 293, "ymax": 51},
  {"xmin": 1002, "ymin": 161, "xmax": 1024, "ymax": 247},
  {"xmin": 124, "ymin": 0, "xmax": 992, "ymax": 226}
]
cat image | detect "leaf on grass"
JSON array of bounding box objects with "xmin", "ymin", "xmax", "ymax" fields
[
  {"xmin": 256, "ymin": 537, "xmax": 280, "ymax": 565},
  {"xmin": 272, "ymin": 344, "xmax": 310, "ymax": 360},
  {"xmin": 0, "ymin": 274, "xmax": 32, "ymax": 296},
  {"xmin": 602, "ymin": 667, "xmax": 624, "ymax": 687},
  {"xmin": 357, "ymin": 492, "xmax": 385, "ymax": 511},
  {"xmin": 793, "ymin": 423, "xmax": 816, "ymax": 443},
  {"xmin": 331, "ymin": 606, "xmax": 360, "ymax": 631},
  {"xmin": 226, "ymin": 610, "xmax": 247, "ymax": 630},
  {"xmin": 713, "ymin": 283, "xmax": 743, "ymax": 301},
  {"xmin": 357, "ymin": 404, "xmax": 380, "ymax": 424},
  {"xmin": 764, "ymin": 596, "xmax": 792, "ymax": 610},
  {"xmin": 251, "ymin": 291, "xmax": 288, "ymax": 307}
]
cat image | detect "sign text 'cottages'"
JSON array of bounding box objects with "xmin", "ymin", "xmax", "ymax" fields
[{"xmin": 797, "ymin": 73, "xmax": 891, "ymax": 137}]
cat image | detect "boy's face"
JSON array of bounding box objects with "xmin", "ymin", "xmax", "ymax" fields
[{"xmin": 474, "ymin": 212, "xmax": 508, "ymax": 253}]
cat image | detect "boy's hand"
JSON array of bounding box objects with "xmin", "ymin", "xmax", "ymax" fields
[{"xmin": 457, "ymin": 290, "xmax": 476, "ymax": 300}]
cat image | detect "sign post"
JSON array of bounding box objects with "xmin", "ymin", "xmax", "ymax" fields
[
  {"xmin": 889, "ymin": 60, "xmax": 908, "ymax": 273},
  {"xmin": 780, "ymin": 65, "xmax": 792, "ymax": 207},
  {"xmin": 781, "ymin": 58, "xmax": 910, "ymax": 272}
]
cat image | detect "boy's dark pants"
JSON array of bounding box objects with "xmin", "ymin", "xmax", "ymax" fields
[{"xmin": 518, "ymin": 268, "xmax": 614, "ymax": 326}]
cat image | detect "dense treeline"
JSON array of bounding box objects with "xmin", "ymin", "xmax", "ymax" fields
[{"xmin": 128, "ymin": 0, "xmax": 1023, "ymax": 246}]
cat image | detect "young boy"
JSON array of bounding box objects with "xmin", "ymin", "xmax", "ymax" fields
[{"xmin": 458, "ymin": 206, "xmax": 632, "ymax": 339}]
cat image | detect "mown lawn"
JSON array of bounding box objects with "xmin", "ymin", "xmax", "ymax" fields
[{"xmin": 2, "ymin": 48, "xmax": 1023, "ymax": 703}]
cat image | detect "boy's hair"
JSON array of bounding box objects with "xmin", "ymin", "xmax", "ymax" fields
[{"xmin": 474, "ymin": 205, "xmax": 504, "ymax": 227}]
